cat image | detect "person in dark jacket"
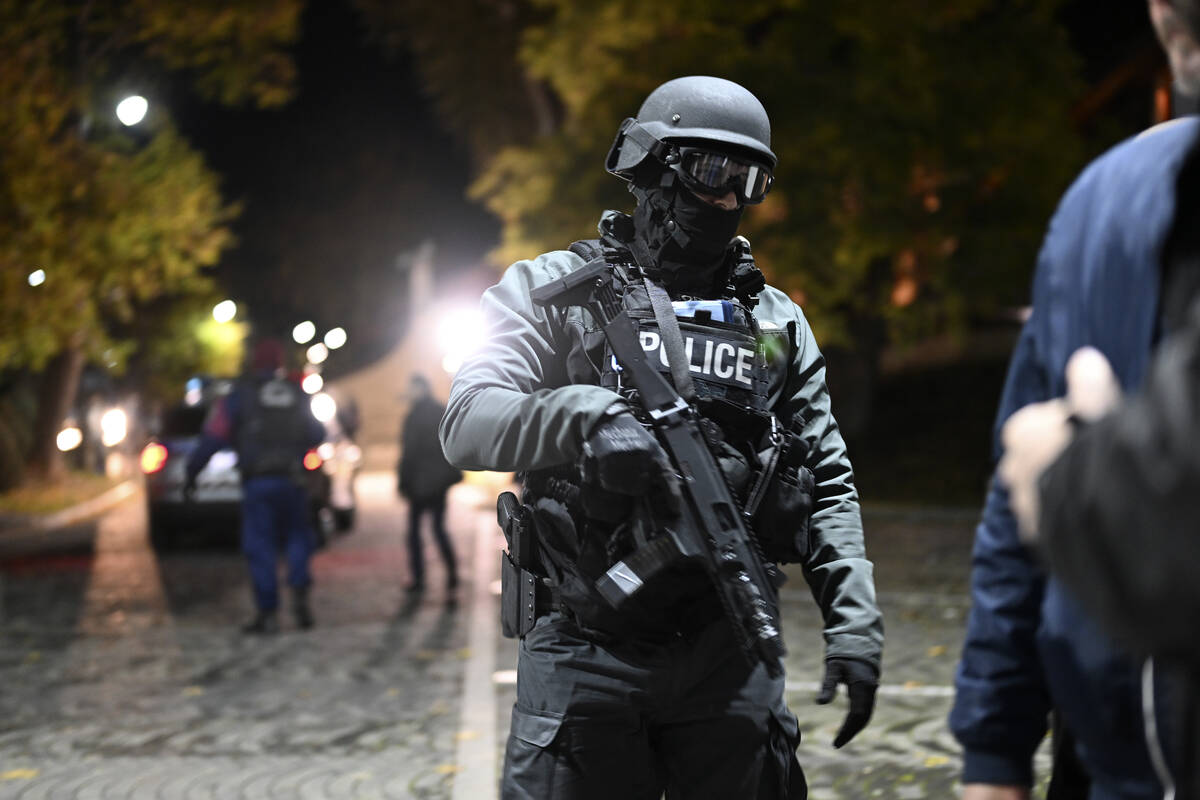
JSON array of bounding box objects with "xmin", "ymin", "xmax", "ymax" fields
[
  {"xmin": 951, "ymin": 3, "xmax": 1200, "ymax": 798},
  {"xmin": 186, "ymin": 338, "xmax": 326, "ymax": 634},
  {"xmin": 1005, "ymin": 314, "xmax": 1200, "ymax": 800},
  {"xmin": 440, "ymin": 76, "xmax": 881, "ymax": 800},
  {"xmin": 398, "ymin": 374, "xmax": 461, "ymax": 593},
  {"xmin": 997, "ymin": 192, "xmax": 1200, "ymax": 799}
]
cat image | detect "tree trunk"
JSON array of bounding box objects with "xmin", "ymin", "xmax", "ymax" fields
[{"xmin": 26, "ymin": 346, "xmax": 86, "ymax": 485}]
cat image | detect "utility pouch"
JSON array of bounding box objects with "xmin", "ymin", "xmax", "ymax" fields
[
  {"xmin": 497, "ymin": 491, "xmax": 544, "ymax": 639},
  {"xmin": 752, "ymin": 432, "xmax": 816, "ymax": 564}
]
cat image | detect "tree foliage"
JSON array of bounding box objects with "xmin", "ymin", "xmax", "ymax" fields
[
  {"xmin": 132, "ymin": 296, "xmax": 248, "ymax": 404},
  {"xmin": 0, "ymin": 0, "xmax": 301, "ymax": 481},
  {"xmin": 378, "ymin": 0, "xmax": 1086, "ymax": 349},
  {"xmin": 352, "ymin": 0, "xmax": 556, "ymax": 166}
]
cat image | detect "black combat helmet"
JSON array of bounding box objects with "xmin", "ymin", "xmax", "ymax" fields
[{"xmin": 606, "ymin": 76, "xmax": 776, "ymax": 204}]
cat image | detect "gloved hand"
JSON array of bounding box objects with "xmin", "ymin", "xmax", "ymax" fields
[
  {"xmin": 581, "ymin": 408, "xmax": 680, "ymax": 516},
  {"xmin": 815, "ymin": 657, "xmax": 878, "ymax": 748}
]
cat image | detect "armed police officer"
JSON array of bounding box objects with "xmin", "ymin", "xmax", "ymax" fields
[
  {"xmin": 440, "ymin": 76, "xmax": 883, "ymax": 799},
  {"xmin": 186, "ymin": 338, "xmax": 326, "ymax": 634}
]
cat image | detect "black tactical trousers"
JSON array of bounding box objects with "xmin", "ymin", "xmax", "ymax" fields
[{"xmin": 501, "ymin": 611, "xmax": 806, "ymax": 800}]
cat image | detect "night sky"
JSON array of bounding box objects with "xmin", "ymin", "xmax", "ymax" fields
[
  {"xmin": 173, "ymin": 0, "xmax": 1156, "ymax": 376},
  {"xmin": 176, "ymin": 0, "xmax": 498, "ymax": 374}
]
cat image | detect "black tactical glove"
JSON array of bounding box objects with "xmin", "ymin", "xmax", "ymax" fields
[
  {"xmin": 815, "ymin": 657, "xmax": 879, "ymax": 748},
  {"xmin": 581, "ymin": 408, "xmax": 681, "ymax": 517}
]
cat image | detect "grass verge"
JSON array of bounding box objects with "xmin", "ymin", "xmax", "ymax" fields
[{"xmin": 0, "ymin": 472, "xmax": 124, "ymax": 516}]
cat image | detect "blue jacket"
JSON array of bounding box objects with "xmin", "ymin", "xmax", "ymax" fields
[{"xmin": 950, "ymin": 117, "xmax": 1200, "ymax": 796}]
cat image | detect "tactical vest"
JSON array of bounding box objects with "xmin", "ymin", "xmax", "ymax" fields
[
  {"xmin": 235, "ymin": 374, "xmax": 312, "ymax": 479},
  {"xmin": 520, "ymin": 236, "xmax": 815, "ymax": 638}
]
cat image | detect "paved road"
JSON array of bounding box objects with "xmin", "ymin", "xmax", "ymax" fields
[{"xmin": 0, "ymin": 473, "xmax": 1050, "ymax": 798}]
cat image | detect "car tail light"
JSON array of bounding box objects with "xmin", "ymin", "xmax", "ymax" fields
[
  {"xmin": 303, "ymin": 449, "xmax": 322, "ymax": 471},
  {"xmin": 141, "ymin": 443, "xmax": 168, "ymax": 474}
]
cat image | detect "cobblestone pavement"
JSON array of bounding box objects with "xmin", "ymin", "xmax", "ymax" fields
[{"xmin": 0, "ymin": 475, "xmax": 1050, "ymax": 799}]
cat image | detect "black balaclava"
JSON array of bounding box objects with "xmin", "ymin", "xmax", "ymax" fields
[{"xmin": 628, "ymin": 167, "xmax": 742, "ymax": 295}]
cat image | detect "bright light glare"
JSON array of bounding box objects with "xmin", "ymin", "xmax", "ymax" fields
[
  {"xmin": 100, "ymin": 408, "xmax": 128, "ymax": 447},
  {"xmin": 437, "ymin": 308, "xmax": 487, "ymax": 374},
  {"xmin": 317, "ymin": 442, "xmax": 336, "ymax": 461},
  {"xmin": 292, "ymin": 320, "xmax": 316, "ymax": 344},
  {"xmin": 324, "ymin": 327, "xmax": 347, "ymax": 349},
  {"xmin": 301, "ymin": 373, "xmax": 324, "ymax": 394},
  {"xmin": 311, "ymin": 392, "xmax": 337, "ymax": 423},
  {"xmin": 141, "ymin": 443, "xmax": 168, "ymax": 474},
  {"xmin": 212, "ymin": 300, "xmax": 237, "ymax": 323},
  {"xmin": 306, "ymin": 343, "xmax": 329, "ymax": 365},
  {"xmin": 57, "ymin": 426, "xmax": 83, "ymax": 452},
  {"xmin": 28, "ymin": 269, "xmax": 45, "ymax": 287},
  {"xmin": 115, "ymin": 95, "xmax": 148, "ymax": 126}
]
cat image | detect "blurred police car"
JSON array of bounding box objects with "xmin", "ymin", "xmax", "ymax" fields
[{"xmin": 140, "ymin": 380, "xmax": 345, "ymax": 550}]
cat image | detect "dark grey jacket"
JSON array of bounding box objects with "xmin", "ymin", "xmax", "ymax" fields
[{"xmin": 440, "ymin": 241, "xmax": 883, "ymax": 668}]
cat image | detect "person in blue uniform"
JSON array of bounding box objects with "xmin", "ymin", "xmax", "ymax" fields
[{"xmin": 186, "ymin": 338, "xmax": 326, "ymax": 634}]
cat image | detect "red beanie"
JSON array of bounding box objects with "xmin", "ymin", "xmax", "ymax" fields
[{"xmin": 252, "ymin": 338, "xmax": 286, "ymax": 371}]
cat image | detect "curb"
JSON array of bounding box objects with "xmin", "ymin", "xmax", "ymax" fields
[{"xmin": 0, "ymin": 479, "xmax": 139, "ymax": 538}]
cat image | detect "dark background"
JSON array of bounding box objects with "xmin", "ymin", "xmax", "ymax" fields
[{"xmin": 175, "ymin": 0, "xmax": 1161, "ymax": 505}]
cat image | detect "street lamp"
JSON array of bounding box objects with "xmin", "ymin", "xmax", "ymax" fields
[
  {"xmin": 212, "ymin": 299, "xmax": 236, "ymax": 323},
  {"xmin": 301, "ymin": 373, "xmax": 324, "ymax": 394},
  {"xmin": 311, "ymin": 392, "xmax": 337, "ymax": 423},
  {"xmin": 56, "ymin": 424, "xmax": 83, "ymax": 452},
  {"xmin": 306, "ymin": 343, "xmax": 329, "ymax": 365},
  {"xmin": 324, "ymin": 327, "xmax": 347, "ymax": 349},
  {"xmin": 293, "ymin": 320, "xmax": 316, "ymax": 345},
  {"xmin": 115, "ymin": 95, "xmax": 148, "ymax": 127},
  {"xmin": 436, "ymin": 307, "xmax": 487, "ymax": 374}
]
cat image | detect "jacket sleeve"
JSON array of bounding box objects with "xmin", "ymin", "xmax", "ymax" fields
[
  {"xmin": 440, "ymin": 253, "xmax": 623, "ymax": 472},
  {"xmin": 778, "ymin": 304, "xmax": 883, "ymax": 671},
  {"xmin": 186, "ymin": 395, "xmax": 235, "ymax": 483},
  {"xmin": 949, "ymin": 316, "xmax": 1054, "ymax": 787},
  {"xmin": 1038, "ymin": 305, "xmax": 1200, "ymax": 665}
]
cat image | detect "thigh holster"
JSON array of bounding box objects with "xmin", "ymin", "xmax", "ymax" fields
[{"xmin": 498, "ymin": 491, "xmax": 556, "ymax": 638}]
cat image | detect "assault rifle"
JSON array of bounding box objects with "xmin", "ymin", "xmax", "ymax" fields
[{"xmin": 530, "ymin": 258, "xmax": 786, "ymax": 678}]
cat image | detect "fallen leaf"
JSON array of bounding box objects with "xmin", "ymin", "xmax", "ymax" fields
[{"xmin": 1, "ymin": 769, "xmax": 39, "ymax": 781}]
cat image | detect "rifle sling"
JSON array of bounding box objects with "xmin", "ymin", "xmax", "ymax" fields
[{"xmin": 644, "ymin": 277, "xmax": 699, "ymax": 405}]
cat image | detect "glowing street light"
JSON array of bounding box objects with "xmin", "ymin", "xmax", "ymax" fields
[
  {"xmin": 437, "ymin": 307, "xmax": 487, "ymax": 374},
  {"xmin": 301, "ymin": 373, "xmax": 324, "ymax": 394},
  {"xmin": 306, "ymin": 343, "xmax": 329, "ymax": 365},
  {"xmin": 100, "ymin": 408, "xmax": 128, "ymax": 448},
  {"xmin": 310, "ymin": 392, "xmax": 337, "ymax": 423},
  {"xmin": 293, "ymin": 320, "xmax": 316, "ymax": 345},
  {"xmin": 212, "ymin": 299, "xmax": 237, "ymax": 323},
  {"xmin": 56, "ymin": 426, "xmax": 83, "ymax": 452},
  {"xmin": 115, "ymin": 95, "xmax": 148, "ymax": 126},
  {"xmin": 324, "ymin": 327, "xmax": 347, "ymax": 349},
  {"xmin": 28, "ymin": 269, "xmax": 45, "ymax": 287}
]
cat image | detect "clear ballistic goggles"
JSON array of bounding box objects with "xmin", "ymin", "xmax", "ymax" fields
[{"xmin": 674, "ymin": 148, "xmax": 774, "ymax": 205}]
